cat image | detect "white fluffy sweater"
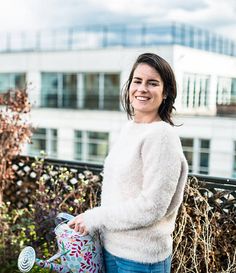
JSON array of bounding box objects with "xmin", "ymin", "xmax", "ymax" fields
[{"xmin": 83, "ymin": 121, "xmax": 188, "ymax": 263}]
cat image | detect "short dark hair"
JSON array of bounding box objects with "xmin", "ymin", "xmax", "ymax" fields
[{"xmin": 121, "ymin": 53, "xmax": 177, "ymax": 126}]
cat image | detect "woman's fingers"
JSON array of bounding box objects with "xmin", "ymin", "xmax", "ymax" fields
[
  {"xmin": 67, "ymin": 214, "xmax": 89, "ymax": 235},
  {"xmin": 67, "ymin": 218, "xmax": 75, "ymax": 228}
]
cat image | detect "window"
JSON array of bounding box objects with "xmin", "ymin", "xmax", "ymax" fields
[
  {"xmin": 104, "ymin": 74, "xmax": 120, "ymax": 110},
  {"xmin": 216, "ymin": 77, "xmax": 232, "ymax": 105},
  {"xmin": 199, "ymin": 139, "xmax": 210, "ymax": 174},
  {"xmin": 181, "ymin": 138, "xmax": 210, "ymax": 174},
  {"xmin": 82, "ymin": 73, "xmax": 120, "ymax": 110},
  {"xmin": 0, "ymin": 73, "xmax": 26, "ymax": 93},
  {"xmin": 63, "ymin": 74, "xmax": 77, "ymax": 107},
  {"xmin": 231, "ymin": 78, "xmax": 236, "ymax": 104},
  {"xmin": 41, "ymin": 73, "xmax": 77, "ymax": 108},
  {"xmin": 83, "ymin": 74, "xmax": 99, "ymax": 109},
  {"xmin": 233, "ymin": 142, "xmax": 236, "ymax": 178},
  {"xmin": 28, "ymin": 128, "xmax": 57, "ymax": 157},
  {"xmin": 182, "ymin": 73, "xmax": 210, "ymax": 109},
  {"xmin": 41, "ymin": 72, "xmax": 120, "ymax": 110},
  {"xmin": 181, "ymin": 138, "xmax": 194, "ymax": 173},
  {"xmin": 74, "ymin": 130, "xmax": 109, "ymax": 163},
  {"xmin": 216, "ymin": 77, "xmax": 236, "ymax": 105}
]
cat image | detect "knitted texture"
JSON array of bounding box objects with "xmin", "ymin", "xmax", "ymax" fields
[{"xmin": 83, "ymin": 121, "xmax": 188, "ymax": 263}]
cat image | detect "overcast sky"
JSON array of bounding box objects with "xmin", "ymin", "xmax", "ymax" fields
[{"xmin": 0, "ymin": 0, "xmax": 235, "ymax": 40}]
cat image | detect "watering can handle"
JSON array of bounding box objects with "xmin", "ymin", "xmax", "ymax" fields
[{"xmin": 56, "ymin": 212, "xmax": 75, "ymax": 222}]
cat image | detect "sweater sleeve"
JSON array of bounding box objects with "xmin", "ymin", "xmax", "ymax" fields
[{"xmin": 83, "ymin": 127, "xmax": 186, "ymax": 233}]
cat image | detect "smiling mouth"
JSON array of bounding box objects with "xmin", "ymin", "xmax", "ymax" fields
[{"xmin": 135, "ymin": 96, "xmax": 150, "ymax": 101}]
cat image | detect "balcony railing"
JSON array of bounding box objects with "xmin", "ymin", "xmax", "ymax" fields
[
  {"xmin": 4, "ymin": 156, "xmax": 236, "ymax": 212},
  {"xmin": 0, "ymin": 22, "xmax": 235, "ymax": 57},
  {"xmin": 216, "ymin": 103, "xmax": 236, "ymax": 116}
]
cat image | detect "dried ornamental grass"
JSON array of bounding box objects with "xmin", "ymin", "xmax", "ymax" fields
[{"xmin": 172, "ymin": 177, "xmax": 236, "ymax": 273}]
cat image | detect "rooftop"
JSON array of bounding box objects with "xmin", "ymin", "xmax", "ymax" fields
[{"xmin": 0, "ymin": 22, "xmax": 235, "ymax": 57}]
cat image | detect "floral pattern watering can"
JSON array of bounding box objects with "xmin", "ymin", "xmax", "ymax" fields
[{"xmin": 18, "ymin": 213, "xmax": 104, "ymax": 273}]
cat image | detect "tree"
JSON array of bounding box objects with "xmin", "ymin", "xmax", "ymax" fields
[{"xmin": 0, "ymin": 88, "xmax": 32, "ymax": 203}]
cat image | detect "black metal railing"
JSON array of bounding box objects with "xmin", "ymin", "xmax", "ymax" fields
[
  {"xmin": 0, "ymin": 22, "xmax": 235, "ymax": 56},
  {"xmin": 4, "ymin": 156, "xmax": 235, "ymax": 212}
]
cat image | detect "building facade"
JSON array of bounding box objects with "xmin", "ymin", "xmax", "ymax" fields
[{"xmin": 0, "ymin": 23, "xmax": 236, "ymax": 178}]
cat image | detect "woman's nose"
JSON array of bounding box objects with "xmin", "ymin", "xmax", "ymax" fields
[{"xmin": 137, "ymin": 83, "xmax": 148, "ymax": 92}]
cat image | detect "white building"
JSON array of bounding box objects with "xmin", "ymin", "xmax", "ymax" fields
[{"xmin": 0, "ymin": 23, "xmax": 235, "ymax": 178}]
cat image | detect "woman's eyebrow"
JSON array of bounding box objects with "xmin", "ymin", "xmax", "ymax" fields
[
  {"xmin": 133, "ymin": 77, "xmax": 160, "ymax": 82},
  {"xmin": 148, "ymin": 79, "xmax": 160, "ymax": 83}
]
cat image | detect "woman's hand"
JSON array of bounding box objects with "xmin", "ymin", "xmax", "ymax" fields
[{"xmin": 67, "ymin": 214, "xmax": 89, "ymax": 236}]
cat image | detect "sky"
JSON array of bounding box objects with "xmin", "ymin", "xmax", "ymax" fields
[{"xmin": 0, "ymin": 0, "xmax": 235, "ymax": 40}]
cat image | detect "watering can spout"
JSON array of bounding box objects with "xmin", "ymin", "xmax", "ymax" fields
[
  {"xmin": 35, "ymin": 258, "xmax": 71, "ymax": 273},
  {"xmin": 18, "ymin": 247, "xmax": 71, "ymax": 273},
  {"xmin": 18, "ymin": 213, "xmax": 104, "ymax": 272}
]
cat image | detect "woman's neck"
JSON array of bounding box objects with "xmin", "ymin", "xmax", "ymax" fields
[{"xmin": 133, "ymin": 113, "xmax": 161, "ymax": 124}]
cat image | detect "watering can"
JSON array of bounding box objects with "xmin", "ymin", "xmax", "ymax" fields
[{"xmin": 18, "ymin": 213, "xmax": 104, "ymax": 273}]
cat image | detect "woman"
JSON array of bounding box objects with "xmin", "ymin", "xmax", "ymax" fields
[{"xmin": 68, "ymin": 53, "xmax": 188, "ymax": 273}]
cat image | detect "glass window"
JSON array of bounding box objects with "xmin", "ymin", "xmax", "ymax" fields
[
  {"xmin": 63, "ymin": 74, "xmax": 77, "ymax": 108},
  {"xmin": 50, "ymin": 129, "xmax": 58, "ymax": 157},
  {"xmin": 74, "ymin": 130, "xmax": 109, "ymax": 163},
  {"xmin": 0, "ymin": 73, "xmax": 26, "ymax": 93},
  {"xmin": 41, "ymin": 72, "xmax": 120, "ymax": 110},
  {"xmin": 104, "ymin": 74, "xmax": 120, "ymax": 110},
  {"xmin": 28, "ymin": 128, "xmax": 57, "ymax": 157},
  {"xmin": 41, "ymin": 73, "xmax": 77, "ymax": 108},
  {"xmin": 182, "ymin": 73, "xmax": 210, "ymax": 109},
  {"xmin": 87, "ymin": 132, "xmax": 109, "ymax": 162},
  {"xmin": 181, "ymin": 138, "xmax": 194, "ymax": 173},
  {"xmin": 216, "ymin": 77, "xmax": 231, "ymax": 105},
  {"xmin": 217, "ymin": 77, "xmax": 236, "ymax": 105},
  {"xmin": 41, "ymin": 73, "xmax": 59, "ymax": 107},
  {"xmin": 199, "ymin": 139, "xmax": 210, "ymax": 174},
  {"xmin": 181, "ymin": 138, "xmax": 210, "ymax": 174},
  {"xmin": 231, "ymin": 78, "xmax": 236, "ymax": 104},
  {"xmin": 29, "ymin": 128, "xmax": 46, "ymax": 156},
  {"xmin": 84, "ymin": 74, "xmax": 99, "ymax": 109},
  {"xmin": 74, "ymin": 131, "xmax": 83, "ymax": 161},
  {"xmin": 15, "ymin": 74, "xmax": 26, "ymax": 89},
  {"xmin": 0, "ymin": 74, "xmax": 9, "ymax": 93}
]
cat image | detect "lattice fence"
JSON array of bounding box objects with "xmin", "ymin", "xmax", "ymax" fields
[{"xmin": 5, "ymin": 156, "xmax": 236, "ymax": 212}]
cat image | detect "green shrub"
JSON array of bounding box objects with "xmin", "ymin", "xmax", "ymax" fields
[{"xmin": 0, "ymin": 156, "xmax": 102, "ymax": 271}]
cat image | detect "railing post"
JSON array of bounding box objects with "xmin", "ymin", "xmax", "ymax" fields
[
  {"xmin": 171, "ymin": 22, "xmax": 176, "ymax": 45},
  {"xmin": 122, "ymin": 26, "xmax": 126, "ymax": 47},
  {"xmin": 68, "ymin": 28, "xmax": 74, "ymax": 50},
  {"xmin": 219, "ymin": 36, "xmax": 223, "ymax": 54},
  {"xmin": 181, "ymin": 23, "xmax": 186, "ymax": 46},
  {"xmin": 205, "ymin": 30, "xmax": 210, "ymax": 51},
  {"xmin": 197, "ymin": 28, "xmax": 202, "ymax": 49},
  {"xmin": 102, "ymin": 26, "xmax": 108, "ymax": 48},
  {"xmin": 141, "ymin": 24, "xmax": 146, "ymax": 46},
  {"xmin": 190, "ymin": 26, "xmax": 194, "ymax": 48}
]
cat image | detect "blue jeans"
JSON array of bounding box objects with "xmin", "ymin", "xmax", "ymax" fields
[{"xmin": 103, "ymin": 248, "xmax": 171, "ymax": 273}]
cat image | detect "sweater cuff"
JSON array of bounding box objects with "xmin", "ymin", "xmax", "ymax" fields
[{"xmin": 83, "ymin": 206, "xmax": 105, "ymax": 233}]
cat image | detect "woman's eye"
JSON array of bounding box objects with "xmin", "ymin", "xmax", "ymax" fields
[
  {"xmin": 149, "ymin": 82, "xmax": 158, "ymax": 86},
  {"xmin": 133, "ymin": 80, "xmax": 141, "ymax": 84}
]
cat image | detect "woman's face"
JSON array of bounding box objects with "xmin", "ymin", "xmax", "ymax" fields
[{"xmin": 129, "ymin": 63, "xmax": 165, "ymax": 120}]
